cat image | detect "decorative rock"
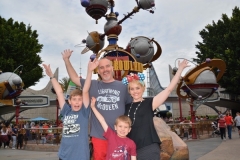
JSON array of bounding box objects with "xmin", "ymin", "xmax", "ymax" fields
[{"xmin": 153, "ymin": 117, "xmax": 189, "ymax": 160}]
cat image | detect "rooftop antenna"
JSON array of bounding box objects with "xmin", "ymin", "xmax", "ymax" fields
[
  {"xmin": 74, "ymin": 43, "xmax": 83, "ymax": 77},
  {"xmin": 79, "ymin": 53, "xmax": 82, "ymax": 77}
]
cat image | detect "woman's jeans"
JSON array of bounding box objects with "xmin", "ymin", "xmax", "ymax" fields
[{"xmin": 227, "ymin": 125, "xmax": 232, "ymax": 139}]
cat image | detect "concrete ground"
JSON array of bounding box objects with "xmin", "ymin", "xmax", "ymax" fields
[
  {"xmin": 0, "ymin": 130, "xmax": 239, "ymax": 160},
  {"xmin": 0, "ymin": 149, "xmax": 58, "ymax": 160},
  {"xmin": 187, "ymin": 129, "xmax": 240, "ymax": 160}
]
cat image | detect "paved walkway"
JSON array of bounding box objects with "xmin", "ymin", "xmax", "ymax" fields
[
  {"xmin": 187, "ymin": 129, "xmax": 240, "ymax": 160},
  {"xmin": 0, "ymin": 149, "xmax": 58, "ymax": 160},
  {"xmin": 0, "ymin": 130, "xmax": 239, "ymax": 160}
]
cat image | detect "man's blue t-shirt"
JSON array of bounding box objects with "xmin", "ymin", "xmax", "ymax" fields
[{"xmin": 58, "ymin": 103, "xmax": 90, "ymax": 160}]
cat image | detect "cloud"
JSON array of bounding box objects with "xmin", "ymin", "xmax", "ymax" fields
[{"xmin": 0, "ymin": 0, "xmax": 239, "ymax": 89}]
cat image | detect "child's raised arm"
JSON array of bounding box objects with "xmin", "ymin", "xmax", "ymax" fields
[
  {"xmin": 43, "ymin": 64, "xmax": 65, "ymax": 109},
  {"xmin": 82, "ymin": 58, "xmax": 99, "ymax": 108},
  {"xmin": 90, "ymin": 97, "xmax": 108, "ymax": 132}
]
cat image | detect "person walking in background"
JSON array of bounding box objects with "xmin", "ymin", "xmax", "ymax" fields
[
  {"xmin": 41, "ymin": 123, "xmax": 49, "ymax": 144},
  {"xmin": 0, "ymin": 125, "xmax": 9, "ymax": 149},
  {"xmin": 218, "ymin": 115, "xmax": 226, "ymax": 140},
  {"xmin": 17, "ymin": 129, "xmax": 24, "ymax": 149},
  {"xmin": 224, "ymin": 113, "xmax": 234, "ymax": 139},
  {"xmin": 11, "ymin": 124, "xmax": 18, "ymax": 149},
  {"xmin": 123, "ymin": 60, "xmax": 189, "ymax": 160},
  {"xmin": 218, "ymin": 111, "xmax": 223, "ymax": 119},
  {"xmin": 234, "ymin": 112, "xmax": 240, "ymax": 138},
  {"xmin": 6, "ymin": 124, "xmax": 12, "ymax": 149}
]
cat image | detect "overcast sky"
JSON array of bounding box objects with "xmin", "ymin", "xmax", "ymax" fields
[{"xmin": 1, "ymin": 0, "xmax": 240, "ymax": 90}]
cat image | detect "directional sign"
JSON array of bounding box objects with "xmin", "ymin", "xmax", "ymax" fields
[{"xmin": 14, "ymin": 95, "xmax": 50, "ymax": 108}]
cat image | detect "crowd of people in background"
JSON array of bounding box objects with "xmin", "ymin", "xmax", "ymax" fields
[
  {"xmin": 162, "ymin": 115, "xmax": 211, "ymax": 123},
  {"xmin": 0, "ymin": 122, "xmax": 23, "ymax": 149},
  {"xmin": 0, "ymin": 120, "xmax": 63, "ymax": 150}
]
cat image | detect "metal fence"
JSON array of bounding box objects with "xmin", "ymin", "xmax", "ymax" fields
[
  {"xmin": 23, "ymin": 128, "xmax": 62, "ymax": 145},
  {"xmin": 168, "ymin": 120, "xmax": 215, "ymax": 139}
]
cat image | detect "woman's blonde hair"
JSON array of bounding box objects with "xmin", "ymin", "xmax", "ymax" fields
[{"xmin": 128, "ymin": 80, "xmax": 145, "ymax": 90}]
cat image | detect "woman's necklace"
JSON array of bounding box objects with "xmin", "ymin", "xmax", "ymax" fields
[{"xmin": 127, "ymin": 100, "xmax": 143, "ymax": 126}]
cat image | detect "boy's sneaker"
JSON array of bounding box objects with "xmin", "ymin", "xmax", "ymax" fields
[
  {"xmin": 12, "ymin": 148, "xmax": 15, "ymax": 149},
  {"xmin": 224, "ymin": 138, "xmax": 226, "ymax": 141}
]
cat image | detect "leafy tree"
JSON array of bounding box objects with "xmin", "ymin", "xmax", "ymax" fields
[
  {"xmin": 193, "ymin": 7, "xmax": 240, "ymax": 94},
  {"xmin": 0, "ymin": 16, "xmax": 43, "ymax": 88}
]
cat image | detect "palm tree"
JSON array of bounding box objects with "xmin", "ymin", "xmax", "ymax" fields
[
  {"xmin": 58, "ymin": 77, "xmax": 81, "ymax": 93},
  {"xmin": 59, "ymin": 77, "xmax": 70, "ymax": 93}
]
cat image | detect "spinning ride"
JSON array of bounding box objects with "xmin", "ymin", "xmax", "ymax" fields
[{"xmin": 78, "ymin": 0, "xmax": 161, "ymax": 80}]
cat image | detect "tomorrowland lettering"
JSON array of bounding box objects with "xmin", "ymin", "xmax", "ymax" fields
[{"xmin": 112, "ymin": 60, "xmax": 144, "ymax": 72}]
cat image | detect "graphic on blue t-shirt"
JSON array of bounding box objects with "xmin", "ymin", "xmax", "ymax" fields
[
  {"xmin": 62, "ymin": 114, "xmax": 80, "ymax": 136},
  {"xmin": 111, "ymin": 145, "xmax": 129, "ymax": 160},
  {"xmin": 97, "ymin": 95, "xmax": 120, "ymax": 103},
  {"xmin": 96, "ymin": 89, "xmax": 121, "ymax": 111}
]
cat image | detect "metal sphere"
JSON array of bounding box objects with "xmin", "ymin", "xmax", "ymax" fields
[
  {"xmin": 90, "ymin": 54, "xmax": 96, "ymax": 61},
  {"xmin": 172, "ymin": 67, "xmax": 178, "ymax": 75},
  {"xmin": 194, "ymin": 70, "xmax": 217, "ymax": 84},
  {"xmin": 189, "ymin": 70, "xmax": 217, "ymax": 99},
  {"xmin": 127, "ymin": 37, "xmax": 154, "ymax": 64},
  {"xmin": 115, "ymin": 12, "xmax": 119, "ymax": 17},
  {"xmin": 0, "ymin": 72, "xmax": 23, "ymax": 98},
  {"xmin": 12, "ymin": 77, "xmax": 22, "ymax": 85},
  {"xmin": 86, "ymin": 32, "xmax": 105, "ymax": 53},
  {"xmin": 80, "ymin": 0, "xmax": 90, "ymax": 7},
  {"xmin": 104, "ymin": 19, "xmax": 122, "ymax": 35},
  {"xmin": 82, "ymin": 39, "xmax": 86, "ymax": 43},
  {"xmin": 85, "ymin": 0, "xmax": 108, "ymax": 21},
  {"xmin": 139, "ymin": 0, "xmax": 155, "ymax": 10}
]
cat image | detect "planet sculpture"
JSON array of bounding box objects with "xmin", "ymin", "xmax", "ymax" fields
[
  {"xmin": 83, "ymin": 0, "xmax": 109, "ymax": 24},
  {"xmin": 176, "ymin": 59, "xmax": 226, "ymax": 101},
  {"xmin": 81, "ymin": 31, "xmax": 105, "ymax": 54},
  {"xmin": 139, "ymin": 0, "xmax": 155, "ymax": 10},
  {"xmin": 0, "ymin": 72, "xmax": 24, "ymax": 99}
]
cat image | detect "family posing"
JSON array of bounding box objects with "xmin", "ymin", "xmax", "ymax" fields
[{"xmin": 43, "ymin": 49, "xmax": 189, "ymax": 160}]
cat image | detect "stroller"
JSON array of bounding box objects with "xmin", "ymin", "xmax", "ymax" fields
[{"xmin": 211, "ymin": 121, "xmax": 220, "ymax": 137}]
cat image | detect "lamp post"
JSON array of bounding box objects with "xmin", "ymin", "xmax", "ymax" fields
[
  {"xmin": 15, "ymin": 99, "xmax": 21, "ymax": 125},
  {"xmin": 178, "ymin": 97, "xmax": 183, "ymax": 121}
]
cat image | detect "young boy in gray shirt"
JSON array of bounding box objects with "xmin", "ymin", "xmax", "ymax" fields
[{"xmin": 43, "ymin": 64, "xmax": 90, "ymax": 160}]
